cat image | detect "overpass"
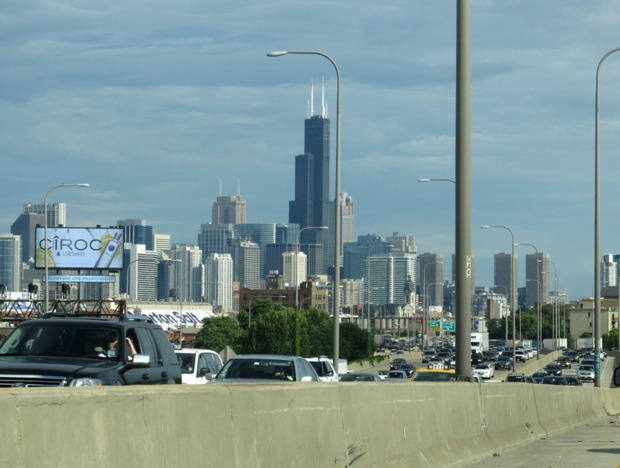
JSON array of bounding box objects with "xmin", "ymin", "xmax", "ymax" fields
[{"xmin": 2, "ymin": 356, "xmax": 618, "ymax": 467}]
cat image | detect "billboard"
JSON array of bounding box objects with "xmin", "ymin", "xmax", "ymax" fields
[{"xmin": 35, "ymin": 227, "xmax": 124, "ymax": 270}]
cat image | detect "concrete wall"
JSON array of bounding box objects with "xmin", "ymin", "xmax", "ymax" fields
[{"xmin": 1, "ymin": 376, "xmax": 618, "ymax": 468}]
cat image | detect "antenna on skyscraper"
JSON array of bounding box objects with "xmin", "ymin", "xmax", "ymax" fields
[
  {"xmin": 237, "ymin": 178, "xmax": 241, "ymax": 196},
  {"xmin": 218, "ymin": 179, "xmax": 222, "ymax": 196},
  {"xmin": 309, "ymin": 80, "xmax": 314, "ymax": 117},
  {"xmin": 321, "ymin": 77, "xmax": 327, "ymax": 118}
]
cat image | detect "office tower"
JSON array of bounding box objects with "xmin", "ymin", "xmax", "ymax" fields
[
  {"xmin": 117, "ymin": 219, "xmax": 154, "ymax": 250},
  {"xmin": 212, "ymin": 193, "xmax": 247, "ymax": 225},
  {"xmin": 157, "ymin": 254, "xmax": 176, "ymax": 301},
  {"xmin": 494, "ymin": 252, "xmax": 518, "ymax": 312},
  {"xmin": 275, "ymin": 224, "xmax": 300, "ymax": 244},
  {"xmin": 343, "ymin": 234, "xmax": 393, "ymax": 280},
  {"xmin": 418, "ymin": 253, "xmax": 444, "ymax": 311},
  {"xmin": 365, "ymin": 252, "xmax": 417, "ymax": 305},
  {"xmin": 340, "ymin": 193, "xmax": 355, "ymax": 248},
  {"xmin": 341, "ymin": 279, "xmax": 363, "ymax": 308},
  {"xmin": 153, "ymin": 233, "xmax": 171, "ymax": 254},
  {"xmin": 11, "ymin": 212, "xmax": 44, "ymax": 263},
  {"xmin": 171, "ymin": 244, "xmax": 203, "ymax": 302},
  {"xmin": 601, "ymin": 253, "xmax": 617, "ymax": 290},
  {"xmin": 289, "ymin": 82, "xmax": 331, "ymax": 274},
  {"xmin": 265, "ymin": 243, "xmax": 296, "ymax": 277},
  {"xmin": 124, "ymin": 244, "xmax": 158, "ymax": 301},
  {"xmin": 283, "ymin": 251, "xmax": 307, "ymax": 288},
  {"xmin": 0, "ymin": 234, "xmax": 21, "ymax": 292},
  {"xmin": 23, "ymin": 202, "xmax": 66, "ymax": 227},
  {"xmin": 232, "ymin": 238, "xmax": 261, "ymax": 289},
  {"xmin": 386, "ymin": 232, "xmax": 417, "ymax": 253},
  {"xmin": 197, "ymin": 224, "xmax": 234, "ymax": 260},
  {"xmin": 205, "ymin": 253, "xmax": 233, "ymax": 312},
  {"xmin": 525, "ymin": 252, "xmax": 551, "ymax": 307}
]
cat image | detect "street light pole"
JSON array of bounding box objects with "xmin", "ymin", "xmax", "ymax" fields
[
  {"xmin": 267, "ymin": 50, "xmax": 342, "ymax": 368},
  {"xmin": 493, "ymin": 284, "xmax": 509, "ymax": 343},
  {"xmin": 481, "ymin": 225, "xmax": 516, "ymax": 371},
  {"xmin": 515, "ymin": 242, "xmax": 541, "ymax": 354},
  {"xmin": 43, "ymin": 183, "xmax": 90, "ymax": 314},
  {"xmin": 295, "ymin": 226, "xmax": 328, "ymax": 307},
  {"xmin": 594, "ymin": 47, "xmax": 620, "ymax": 387},
  {"xmin": 422, "ymin": 261, "xmax": 442, "ymax": 351}
]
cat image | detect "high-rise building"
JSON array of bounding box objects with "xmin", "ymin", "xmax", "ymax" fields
[
  {"xmin": 153, "ymin": 233, "xmax": 171, "ymax": 254},
  {"xmin": 212, "ymin": 194, "xmax": 246, "ymax": 225},
  {"xmin": 340, "ymin": 193, "xmax": 355, "ymax": 249},
  {"xmin": 23, "ymin": 202, "xmax": 66, "ymax": 228},
  {"xmin": 386, "ymin": 233, "xmax": 417, "ymax": 254},
  {"xmin": 525, "ymin": 252, "xmax": 551, "ymax": 307},
  {"xmin": 343, "ymin": 235, "xmax": 393, "ymax": 280},
  {"xmin": 602, "ymin": 253, "xmax": 617, "ymax": 290},
  {"xmin": 365, "ymin": 252, "xmax": 417, "ymax": 306},
  {"xmin": 289, "ymin": 82, "xmax": 332, "ymax": 274},
  {"xmin": 10, "ymin": 212, "xmax": 44, "ymax": 264},
  {"xmin": 197, "ymin": 224, "xmax": 234, "ymax": 260},
  {"xmin": 418, "ymin": 253, "xmax": 444, "ymax": 310},
  {"xmin": 205, "ymin": 253, "xmax": 233, "ymax": 312},
  {"xmin": 494, "ymin": 252, "xmax": 518, "ymax": 311},
  {"xmin": 232, "ymin": 238, "xmax": 261, "ymax": 289},
  {"xmin": 171, "ymin": 244, "xmax": 203, "ymax": 302},
  {"xmin": 283, "ymin": 251, "xmax": 306, "ymax": 289},
  {"xmin": 125, "ymin": 244, "xmax": 159, "ymax": 301},
  {"xmin": 117, "ymin": 219, "xmax": 154, "ymax": 250},
  {"xmin": 0, "ymin": 234, "xmax": 21, "ymax": 292}
]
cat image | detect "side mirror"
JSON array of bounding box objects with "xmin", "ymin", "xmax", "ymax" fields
[
  {"xmin": 119, "ymin": 353, "xmax": 150, "ymax": 374},
  {"xmin": 614, "ymin": 367, "xmax": 620, "ymax": 387},
  {"xmin": 198, "ymin": 367, "xmax": 210, "ymax": 377}
]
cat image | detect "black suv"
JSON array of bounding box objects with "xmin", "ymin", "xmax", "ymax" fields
[{"xmin": 0, "ymin": 314, "xmax": 181, "ymax": 387}]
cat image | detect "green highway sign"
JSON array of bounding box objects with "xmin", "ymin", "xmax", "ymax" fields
[
  {"xmin": 428, "ymin": 321, "xmax": 441, "ymax": 330},
  {"xmin": 443, "ymin": 321, "xmax": 455, "ymax": 331}
]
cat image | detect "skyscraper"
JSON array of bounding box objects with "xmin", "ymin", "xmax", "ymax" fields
[
  {"xmin": 289, "ymin": 82, "xmax": 331, "ymax": 273},
  {"xmin": 10, "ymin": 212, "xmax": 44, "ymax": 264},
  {"xmin": 232, "ymin": 238, "xmax": 261, "ymax": 289},
  {"xmin": 212, "ymin": 194, "xmax": 246, "ymax": 225},
  {"xmin": 525, "ymin": 252, "xmax": 550, "ymax": 307},
  {"xmin": 23, "ymin": 202, "xmax": 66, "ymax": 227},
  {"xmin": 117, "ymin": 219, "xmax": 154, "ymax": 250},
  {"xmin": 340, "ymin": 193, "xmax": 355, "ymax": 250},
  {"xmin": 0, "ymin": 234, "xmax": 21, "ymax": 292},
  {"xmin": 494, "ymin": 252, "xmax": 518, "ymax": 311},
  {"xmin": 418, "ymin": 253, "xmax": 444, "ymax": 310},
  {"xmin": 205, "ymin": 253, "xmax": 233, "ymax": 312}
]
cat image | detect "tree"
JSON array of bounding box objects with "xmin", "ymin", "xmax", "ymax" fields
[
  {"xmin": 339, "ymin": 322, "xmax": 373, "ymax": 361},
  {"xmin": 193, "ymin": 315, "xmax": 243, "ymax": 352}
]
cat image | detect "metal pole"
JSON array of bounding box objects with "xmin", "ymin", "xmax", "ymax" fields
[
  {"xmin": 515, "ymin": 243, "xmax": 541, "ymax": 358},
  {"xmin": 267, "ymin": 49, "xmax": 341, "ymax": 368},
  {"xmin": 455, "ymin": 0, "xmax": 473, "ymax": 380},
  {"xmin": 481, "ymin": 225, "xmax": 516, "ymax": 371},
  {"xmin": 594, "ymin": 48, "xmax": 620, "ymax": 386}
]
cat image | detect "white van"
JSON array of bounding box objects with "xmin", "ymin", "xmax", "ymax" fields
[{"xmin": 175, "ymin": 348, "xmax": 224, "ymax": 384}]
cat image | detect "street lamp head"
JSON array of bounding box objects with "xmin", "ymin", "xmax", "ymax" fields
[
  {"xmin": 267, "ymin": 51, "xmax": 288, "ymax": 57},
  {"xmin": 417, "ymin": 178, "xmax": 431, "ymax": 182}
]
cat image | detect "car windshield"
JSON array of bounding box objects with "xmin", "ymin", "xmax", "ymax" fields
[
  {"xmin": 0, "ymin": 324, "xmax": 122, "ymax": 360},
  {"xmin": 216, "ymin": 358, "xmax": 295, "ymax": 380}
]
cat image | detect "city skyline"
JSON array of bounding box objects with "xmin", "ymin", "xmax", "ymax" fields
[{"xmin": 2, "ymin": 2, "xmax": 620, "ymax": 300}]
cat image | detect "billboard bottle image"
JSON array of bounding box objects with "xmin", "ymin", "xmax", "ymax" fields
[{"xmin": 95, "ymin": 232, "xmax": 122, "ymax": 268}]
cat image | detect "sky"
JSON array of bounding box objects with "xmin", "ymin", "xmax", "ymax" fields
[{"xmin": 1, "ymin": 1, "xmax": 620, "ymax": 301}]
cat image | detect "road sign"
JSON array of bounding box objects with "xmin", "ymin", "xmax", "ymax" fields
[
  {"xmin": 443, "ymin": 321, "xmax": 455, "ymax": 331},
  {"xmin": 428, "ymin": 321, "xmax": 441, "ymax": 330}
]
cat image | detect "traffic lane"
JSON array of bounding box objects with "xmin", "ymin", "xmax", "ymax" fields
[{"xmin": 466, "ymin": 414, "xmax": 620, "ymax": 467}]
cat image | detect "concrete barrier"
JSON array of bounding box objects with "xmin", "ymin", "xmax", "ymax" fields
[{"xmin": 1, "ymin": 377, "xmax": 618, "ymax": 468}]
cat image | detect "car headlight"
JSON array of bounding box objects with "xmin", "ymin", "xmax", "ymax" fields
[{"xmin": 69, "ymin": 378, "xmax": 103, "ymax": 387}]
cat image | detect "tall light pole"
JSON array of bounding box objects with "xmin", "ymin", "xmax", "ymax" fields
[
  {"xmin": 481, "ymin": 225, "xmax": 516, "ymax": 371},
  {"xmin": 295, "ymin": 226, "xmax": 328, "ymax": 307},
  {"xmin": 493, "ymin": 284, "xmax": 509, "ymax": 343},
  {"xmin": 526, "ymin": 278, "xmax": 541, "ymax": 359},
  {"xmin": 43, "ymin": 183, "xmax": 90, "ymax": 314},
  {"xmin": 515, "ymin": 243, "xmax": 541, "ymax": 350},
  {"xmin": 549, "ymin": 260, "xmax": 560, "ymax": 348},
  {"xmin": 267, "ymin": 50, "xmax": 342, "ymax": 368},
  {"xmin": 594, "ymin": 47, "xmax": 620, "ymax": 387},
  {"xmin": 422, "ymin": 261, "xmax": 443, "ymax": 351}
]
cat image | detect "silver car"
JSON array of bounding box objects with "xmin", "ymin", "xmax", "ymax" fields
[{"xmin": 210, "ymin": 354, "xmax": 319, "ymax": 383}]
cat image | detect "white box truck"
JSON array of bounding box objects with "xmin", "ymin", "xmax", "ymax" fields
[{"xmin": 471, "ymin": 332, "xmax": 489, "ymax": 354}]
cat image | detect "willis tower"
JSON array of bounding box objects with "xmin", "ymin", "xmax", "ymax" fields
[{"xmin": 289, "ymin": 81, "xmax": 332, "ymax": 275}]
